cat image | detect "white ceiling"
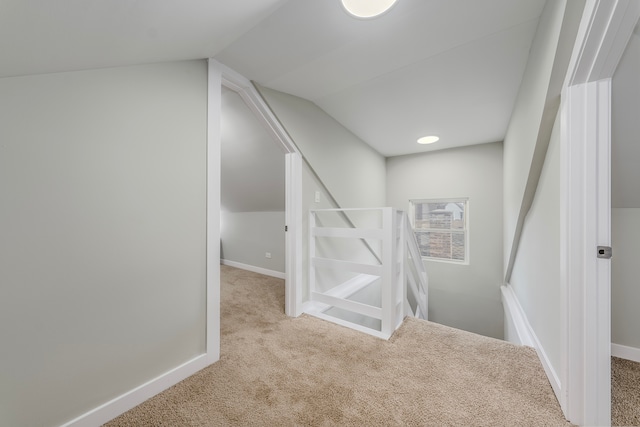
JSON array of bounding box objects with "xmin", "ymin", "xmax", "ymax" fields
[
  {"xmin": 216, "ymin": 0, "xmax": 547, "ymax": 156},
  {"xmin": 1, "ymin": 0, "xmax": 546, "ymax": 157}
]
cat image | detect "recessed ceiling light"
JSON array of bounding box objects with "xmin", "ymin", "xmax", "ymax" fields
[
  {"xmin": 341, "ymin": 0, "xmax": 398, "ymax": 19},
  {"xmin": 417, "ymin": 136, "xmax": 440, "ymax": 145}
]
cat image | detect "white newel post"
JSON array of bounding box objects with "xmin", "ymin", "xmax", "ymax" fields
[{"xmin": 381, "ymin": 208, "xmax": 394, "ymax": 336}]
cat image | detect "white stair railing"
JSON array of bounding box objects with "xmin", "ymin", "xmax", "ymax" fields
[
  {"xmin": 305, "ymin": 208, "xmax": 428, "ymax": 339},
  {"xmin": 402, "ymin": 212, "xmax": 428, "ymax": 320}
]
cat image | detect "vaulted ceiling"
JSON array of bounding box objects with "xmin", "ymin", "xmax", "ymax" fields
[
  {"xmin": 0, "ymin": 0, "xmax": 288, "ymax": 78},
  {"xmin": 1, "ymin": 0, "xmax": 546, "ymax": 157},
  {"xmin": 216, "ymin": 0, "xmax": 546, "ymax": 156}
]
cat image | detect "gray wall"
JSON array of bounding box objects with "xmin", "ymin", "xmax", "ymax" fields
[
  {"xmin": 220, "ymin": 87, "xmax": 285, "ymax": 213},
  {"xmin": 612, "ymin": 29, "xmax": 640, "ymax": 209},
  {"xmin": 510, "ymin": 111, "xmax": 561, "ymax": 372},
  {"xmin": 386, "ymin": 142, "xmax": 504, "ymax": 339},
  {"xmin": 221, "ymin": 210, "xmax": 285, "ymax": 273},
  {"xmin": 503, "ymin": 0, "xmax": 584, "ymax": 384},
  {"xmin": 0, "ymin": 60, "xmax": 208, "ymax": 427},
  {"xmin": 612, "ymin": 209, "xmax": 640, "ymax": 349},
  {"xmin": 501, "ymin": 0, "xmax": 582, "ymax": 347},
  {"xmin": 503, "ymin": 0, "xmax": 584, "ymax": 279},
  {"xmin": 256, "ymin": 86, "xmax": 386, "ymax": 300},
  {"xmin": 220, "ymin": 86, "xmax": 285, "ymax": 273},
  {"xmin": 611, "ymin": 26, "xmax": 640, "ymax": 351},
  {"xmin": 257, "ymin": 85, "xmax": 386, "ymax": 211}
]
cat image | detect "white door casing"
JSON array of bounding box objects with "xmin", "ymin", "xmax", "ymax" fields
[
  {"xmin": 210, "ymin": 59, "xmax": 303, "ymax": 318},
  {"xmin": 561, "ymin": 77, "xmax": 611, "ymax": 425},
  {"xmin": 560, "ymin": 1, "xmax": 640, "ymax": 425}
]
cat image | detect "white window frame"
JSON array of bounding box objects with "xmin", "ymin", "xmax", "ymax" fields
[{"xmin": 409, "ymin": 198, "xmax": 469, "ymax": 265}]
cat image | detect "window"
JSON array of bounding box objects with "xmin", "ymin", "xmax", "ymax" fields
[{"xmin": 410, "ymin": 199, "xmax": 468, "ymax": 263}]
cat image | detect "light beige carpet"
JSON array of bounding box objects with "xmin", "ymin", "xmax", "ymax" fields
[
  {"xmin": 104, "ymin": 265, "xmax": 571, "ymax": 426},
  {"xmin": 612, "ymin": 356, "xmax": 640, "ymax": 426}
]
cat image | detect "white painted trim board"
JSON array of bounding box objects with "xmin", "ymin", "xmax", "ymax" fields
[
  {"xmin": 559, "ymin": 2, "xmax": 640, "ymax": 422},
  {"xmin": 501, "ymin": 285, "xmax": 562, "ymax": 399},
  {"xmin": 304, "ymin": 308, "xmax": 390, "ymax": 340},
  {"xmin": 612, "ymin": 343, "xmax": 640, "ymax": 363},
  {"xmin": 61, "ymin": 58, "xmax": 222, "ymax": 427},
  {"xmin": 285, "ymin": 152, "xmax": 304, "ymax": 317},
  {"xmin": 211, "ymin": 58, "xmax": 303, "ymax": 318},
  {"xmin": 206, "ymin": 59, "xmax": 222, "ymax": 365},
  {"xmin": 501, "ymin": 285, "xmax": 535, "ymax": 347},
  {"xmin": 59, "ymin": 355, "xmax": 209, "ymax": 427},
  {"xmin": 221, "ymin": 259, "xmax": 286, "ymax": 280}
]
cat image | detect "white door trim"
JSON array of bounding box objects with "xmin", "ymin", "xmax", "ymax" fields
[
  {"xmin": 560, "ymin": 1, "xmax": 639, "ymax": 424},
  {"xmin": 209, "ymin": 59, "xmax": 303, "ymax": 318},
  {"xmin": 285, "ymin": 153, "xmax": 303, "ymax": 316},
  {"xmin": 206, "ymin": 62, "xmax": 222, "ymax": 364},
  {"xmin": 564, "ymin": 0, "xmax": 640, "ymax": 87},
  {"xmin": 561, "ymin": 78, "xmax": 611, "ymax": 425}
]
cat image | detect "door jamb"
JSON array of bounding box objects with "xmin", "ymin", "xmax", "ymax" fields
[
  {"xmin": 560, "ymin": 1, "xmax": 639, "ymax": 424},
  {"xmin": 209, "ymin": 59, "xmax": 303, "ymax": 318}
]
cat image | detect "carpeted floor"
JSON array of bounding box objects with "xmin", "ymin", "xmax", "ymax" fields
[
  {"xmin": 104, "ymin": 265, "xmax": 572, "ymax": 426},
  {"xmin": 612, "ymin": 356, "xmax": 640, "ymax": 426}
]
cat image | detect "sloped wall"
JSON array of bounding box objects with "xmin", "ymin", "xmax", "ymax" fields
[
  {"xmin": 256, "ymin": 85, "xmax": 386, "ymax": 299},
  {"xmin": 504, "ymin": 0, "xmax": 584, "ymax": 393},
  {"xmin": 503, "ymin": 0, "xmax": 585, "ymax": 280},
  {"xmin": 256, "ymin": 85, "xmax": 386, "ymax": 211},
  {"xmin": 509, "ymin": 110, "xmax": 561, "ymax": 373}
]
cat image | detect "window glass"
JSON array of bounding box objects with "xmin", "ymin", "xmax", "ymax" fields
[{"xmin": 411, "ymin": 199, "xmax": 468, "ymax": 262}]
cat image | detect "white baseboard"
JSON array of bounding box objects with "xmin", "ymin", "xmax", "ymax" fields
[
  {"xmin": 612, "ymin": 343, "xmax": 640, "ymax": 363},
  {"xmin": 501, "ymin": 285, "xmax": 561, "ymax": 399},
  {"xmin": 303, "ymin": 304, "xmax": 391, "ymax": 341},
  {"xmin": 221, "ymin": 259, "xmax": 285, "ymax": 279},
  {"xmin": 501, "ymin": 285, "xmax": 534, "ymax": 347},
  {"xmin": 59, "ymin": 354, "xmax": 211, "ymax": 427}
]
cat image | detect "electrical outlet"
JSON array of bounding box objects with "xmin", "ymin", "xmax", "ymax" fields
[{"xmin": 265, "ymin": 252, "xmax": 271, "ymax": 259}]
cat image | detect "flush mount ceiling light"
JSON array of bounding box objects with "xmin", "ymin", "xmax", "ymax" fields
[
  {"xmin": 417, "ymin": 136, "xmax": 440, "ymax": 145},
  {"xmin": 341, "ymin": 0, "xmax": 399, "ymax": 19}
]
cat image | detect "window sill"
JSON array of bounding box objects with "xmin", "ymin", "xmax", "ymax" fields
[{"xmin": 422, "ymin": 257, "xmax": 469, "ymax": 266}]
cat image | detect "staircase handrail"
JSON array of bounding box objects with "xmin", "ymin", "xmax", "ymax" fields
[{"xmin": 403, "ymin": 213, "xmax": 428, "ymax": 319}]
